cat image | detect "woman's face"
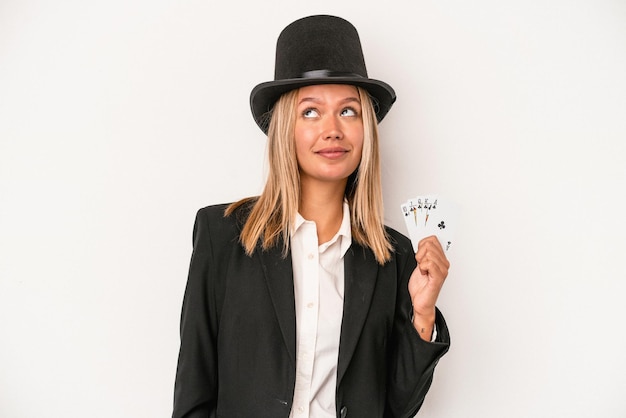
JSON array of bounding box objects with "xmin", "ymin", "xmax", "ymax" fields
[{"xmin": 294, "ymin": 84, "xmax": 364, "ymax": 188}]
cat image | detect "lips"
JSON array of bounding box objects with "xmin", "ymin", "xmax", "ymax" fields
[{"xmin": 315, "ymin": 147, "xmax": 349, "ymax": 159}]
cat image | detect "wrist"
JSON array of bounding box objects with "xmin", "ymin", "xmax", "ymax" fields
[
  {"xmin": 412, "ymin": 307, "xmax": 436, "ymax": 324},
  {"xmin": 412, "ymin": 309, "xmax": 436, "ymax": 340}
]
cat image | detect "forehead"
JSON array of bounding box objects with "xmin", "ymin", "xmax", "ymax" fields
[{"xmin": 296, "ymin": 84, "xmax": 360, "ymax": 101}]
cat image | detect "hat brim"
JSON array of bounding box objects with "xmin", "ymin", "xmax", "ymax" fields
[{"xmin": 250, "ymin": 76, "xmax": 396, "ymax": 134}]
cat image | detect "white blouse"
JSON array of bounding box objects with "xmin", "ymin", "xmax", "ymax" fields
[{"xmin": 289, "ymin": 202, "xmax": 351, "ymax": 418}]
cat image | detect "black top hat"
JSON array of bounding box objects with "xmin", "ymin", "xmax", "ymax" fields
[{"xmin": 250, "ymin": 15, "xmax": 396, "ymax": 133}]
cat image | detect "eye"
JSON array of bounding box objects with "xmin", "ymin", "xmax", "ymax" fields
[
  {"xmin": 341, "ymin": 107, "xmax": 358, "ymax": 117},
  {"xmin": 302, "ymin": 108, "xmax": 319, "ymax": 118}
]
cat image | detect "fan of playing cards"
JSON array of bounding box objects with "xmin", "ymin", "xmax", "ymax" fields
[{"xmin": 400, "ymin": 195, "xmax": 456, "ymax": 254}]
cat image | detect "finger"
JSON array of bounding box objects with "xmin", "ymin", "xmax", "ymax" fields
[
  {"xmin": 417, "ymin": 235, "xmax": 444, "ymax": 253},
  {"xmin": 416, "ymin": 246, "xmax": 448, "ymax": 269},
  {"xmin": 417, "ymin": 257, "xmax": 448, "ymax": 282},
  {"xmin": 416, "ymin": 251, "xmax": 449, "ymax": 281},
  {"xmin": 415, "ymin": 236, "xmax": 444, "ymax": 261},
  {"xmin": 416, "ymin": 238, "xmax": 450, "ymax": 271}
]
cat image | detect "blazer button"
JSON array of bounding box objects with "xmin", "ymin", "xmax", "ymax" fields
[{"xmin": 340, "ymin": 406, "xmax": 348, "ymax": 417}]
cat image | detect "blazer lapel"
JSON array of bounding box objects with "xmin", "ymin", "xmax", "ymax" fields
[
  {"xmin": 337, "ymin": 243, "xmax": 379, "ymax": 385},
  {"xmin": 258, "ymin": 244, "xmax": 297, "ymax": 368}
]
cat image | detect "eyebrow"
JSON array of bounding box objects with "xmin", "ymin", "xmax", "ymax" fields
[{"xmin": 297, "ymin": 96, "xmax": 361, "ymax": 106}]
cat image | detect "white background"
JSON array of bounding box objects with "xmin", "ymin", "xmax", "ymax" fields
[{"xmin": 1, "ymin": 1, "xmax": 625, "ymax": 417}]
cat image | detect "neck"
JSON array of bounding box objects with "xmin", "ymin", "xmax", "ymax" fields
[{"xmin": 299, "ymin": 178, "xmax": 347, "ymax": 244}]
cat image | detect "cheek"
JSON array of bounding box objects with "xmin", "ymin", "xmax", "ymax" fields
[
  {"xmin": 294, "ymin": 143, "xmax": 306, "ymax": 166},
  {"xmin": 294, "ymin": 125, "xmax": 317, "ymax": 157},
  {"xmin": 294, "ymin": 123, "xmax": 309, "ymax": 144},
  {"xmin": 293, "ymin": 132, "xmax": 308, "ymax": 160}
]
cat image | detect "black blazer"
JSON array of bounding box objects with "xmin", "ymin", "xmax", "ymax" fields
[{"xmin": 173, "ymin": 204, "xmax": 450, "ymax": 418}]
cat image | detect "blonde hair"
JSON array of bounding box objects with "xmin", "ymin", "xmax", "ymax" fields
[{"xmin": 226, "ymin": 86, "xmax": 393, "ymax": 264}]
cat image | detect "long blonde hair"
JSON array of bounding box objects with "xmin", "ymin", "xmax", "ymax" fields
[{"xmin": 226, "ymin": 86, "xmax": 393, "ymax": 264}]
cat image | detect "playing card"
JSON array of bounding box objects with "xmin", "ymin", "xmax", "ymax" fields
[{"xmin": 401, "ymin": 195, "xmax": 456, "ymax": 254}]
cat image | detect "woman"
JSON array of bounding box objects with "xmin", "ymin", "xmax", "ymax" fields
[{"xmin": 173, "ymin": 15, "xmax": 450, "ymax": 418}]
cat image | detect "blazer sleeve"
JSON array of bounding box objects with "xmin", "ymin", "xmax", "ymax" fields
[
  {"xmin": 385, "ymin": 232, "xmax": 451, "ymax": 418},
  {"xmin": 172, "ymin": 208, "xmax": 223, "ymax": 418}
]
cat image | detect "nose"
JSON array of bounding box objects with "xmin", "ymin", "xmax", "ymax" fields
[{"xmin": 322, "ymin": 115, "xmax": 343, "ymax": 140}]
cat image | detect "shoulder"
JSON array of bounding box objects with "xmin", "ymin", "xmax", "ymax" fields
[
  {"xmin": 192, "ymin": 202, "xmax": 241, "ymax": 242},
  {"xmin": 196, "ymin": 203, "xmax": 230, "ymax": 220},
  {"xmin": 193, "ymin": 199, "xmax": 258, "ymax": 244},
  {"xmin": 196, "ymin": 199, "xmax": 254, "ymax": 229},
  {"xmin": 195, "ymin": 203, "xmax": 234, "ymax": 231}
]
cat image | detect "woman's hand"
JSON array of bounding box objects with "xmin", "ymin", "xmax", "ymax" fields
[{"xmin": 408, "ymin": 235, "xmax": 450, "ymax": 340}]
